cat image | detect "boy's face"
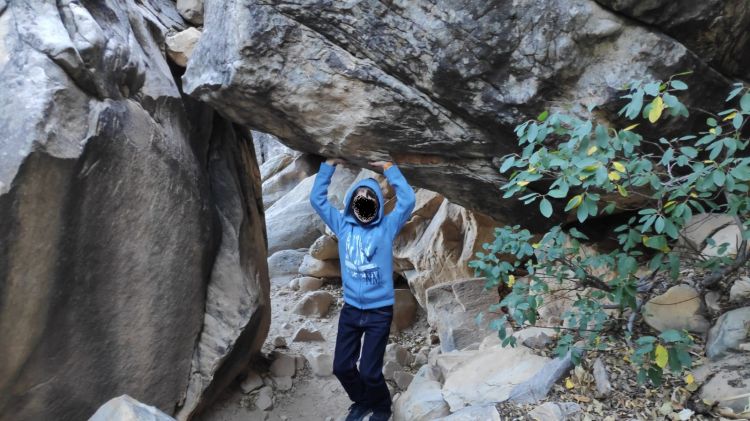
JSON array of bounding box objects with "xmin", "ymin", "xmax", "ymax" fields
[{"xmin": 351, "ymin": 186, "xmax": 379, "ymax": 225}]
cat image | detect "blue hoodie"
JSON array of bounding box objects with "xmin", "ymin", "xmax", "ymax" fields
[{"xmin": 310, "ymin": 162, "xmax": 416, "ymax": 309}]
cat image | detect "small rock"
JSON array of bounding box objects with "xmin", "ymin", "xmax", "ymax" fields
[
  {"xmin": 292, "ymin": 291, "xmax": 334, "ymax": 317},
  {"xmin": 643, "ymin": 285, "xmax": 709, "ymax": 334},
  {"xmin": 514, "ymin": 327, "xmax": 557, "ymax": 349},
  {"xmin": 272, "ymin": 336, "xmax": 287, "ymax": 348},
  {"xmin": 269, "ymin": 352, "xmax": 297, "ymax": 377},
  {"xmin": 392, "ymin": 289, "xmax": 418, "ymax": 332},
  {"xmin": 694, "ymin": 353, "xmax": 750, "ymax": 418},
  {"xmin": 255, "ymin": 386, "xmax": 274, "ymax": 411},
  {"xmin": 297, "ymin": 276, "xmax": 324, "ymax": 293},
  {"xmin": 414, "ymin": 347, "xmax": 429, "ymax": 366},
  {"xmin": 706, "ymin": 306, "xmax": 750, "ymax": 360},
  {"xmin": 89, "ymin": 395, "xmax": 175, "ymax": 421},
  {"xmin": 295, "ymin": 355, "xmax": 306, "ymax": 372},
  {"xmin": 394, "ymin": 371, "xmax": 414, "ymax": 390},
  {"xmin": 730, "ymin": 277, "xmax": 750, "ymax": 302},
  {"xmin": 309, "ymin": 235, "xmax": 339, "ymax": 260},
  {"xmin": 298, "ymin": 254, "xmax": 340, "ymax": 278},
  {"xmin": 592, "ymin": 358, "xmax": 612, "ymax": 398},
  {"xmin": 288, "ymin": 278, "xmax": 300, "ymax": 290},
  {"xmin": 304, "ymin": 348, "xmax": 333, "ymax": 376},
  {"xmin": 292, "ymin": 321, "xmax": 325, "ymax": 342},
  {"xmin": 281, "ymin": 322, "xmax": 293, "ymax": 330},
  {"xmin": 176, "ymin": 0, "xmax": 204, "ymax": 25},
  {"xmin": 165, "ymin": 27, "xmax": 201, "ymax": 67},
  {"xmin": 240, "ymin": 371, "xmax": 264, "ymax": 394},
  {"xmin": 383, "ymin": 360, "xmax": 401, "ymax": 381},
  {"xmin": 385, "ymin": 343, "xmax": 413, "ymax": 367},
  {"xmin": 528, "ymin": 402, "xmax": 581, "ymax": 421},
  {"xmin": 272, "ymin": 376, "xmax": 293, "ymax": 391}
]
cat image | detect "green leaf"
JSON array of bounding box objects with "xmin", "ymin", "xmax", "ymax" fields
[
  {"xmin": 670, "ymin": 80, "xmax": 688, "ymax": 90},
  {"xmin": 680, "ymin": 146, "xmax": 698, "ymax": 159},
  {"xmin": 539, "ymin": 198, "xmax": 553, "ymax": 218},
  {"xmin": 537, "ymin": 110, "xmax": 549, "ymax": 122},
  {"xmin": 500, "ymin": 156, "xmax": 516, "ymax": 173},
  {"xmin": 658, "ymin": 329, "xmax": 684, "ymax": 343},
  {"xmin": 741, "ymin": 93, "xmax": 750, "ymax": 112},
  {"xmin": 727, "ymin": 86, "xmax": 744, "ymax": 101},
  {"xmin": 713, "ymin": 170, "xmax": 726, "ymax": 187}
]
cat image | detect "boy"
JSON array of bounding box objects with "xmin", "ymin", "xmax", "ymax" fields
[{"xmin": 310, "ymin": 158, "xmax": 416, "ymax": 421}]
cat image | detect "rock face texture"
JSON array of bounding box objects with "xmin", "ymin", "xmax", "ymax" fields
[
  {"xmin": 184, "ymin": 0, "xmax": 735, "ymax": 224},
  {"xmin": 0, "ymin": 2, "xmax": 269, "ymax": 421}
]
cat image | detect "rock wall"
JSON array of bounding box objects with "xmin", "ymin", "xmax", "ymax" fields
[
  {"xmin": 183, "ymin": 0, "xmax": 737, "ymax": 225},
  {"xmin": 0, "ymin": 2, "xmax": 269, "ymax": 420}
]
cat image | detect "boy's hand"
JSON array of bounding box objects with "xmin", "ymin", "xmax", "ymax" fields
[
  {"xmin": 326, "ymin": 158, "xmax": 345, "ymax": 166},
  {"xmin": 369, "ymin": 161, "xmax": 393, "ymax": 171}
]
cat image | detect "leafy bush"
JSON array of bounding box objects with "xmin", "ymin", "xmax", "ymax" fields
[{"xmin": 470, "ymin": 75, "xmax": 750, "ymax": 385}]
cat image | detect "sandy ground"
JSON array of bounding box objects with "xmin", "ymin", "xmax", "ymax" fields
[{"xmin": 198, "ymin": 275, "xmax": 428, "ymax": 421}]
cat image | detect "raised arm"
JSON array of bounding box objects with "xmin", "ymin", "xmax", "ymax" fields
[
  {"xmin": 371, "ymin": 161, "xmax": 416, "ymax": 238},
  {"xmin": 310, "ymin": 159, "xmax": 344, "ymax": 235}
]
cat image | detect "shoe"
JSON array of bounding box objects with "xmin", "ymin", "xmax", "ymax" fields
[
  {"xmin": 344, "ymin": 402, "xmax": 372, "ymax": 421},
  {"xmin": 368, "ymin": 409, "xmax": 392, "ymax": 421}
]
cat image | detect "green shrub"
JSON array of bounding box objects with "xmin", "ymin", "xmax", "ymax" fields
[{"xmin": 470, "ymin": 75, "xmax": 750, "ymax": 385}]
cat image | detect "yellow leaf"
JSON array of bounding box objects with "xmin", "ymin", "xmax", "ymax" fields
[
  {"xmin": 623, "ymin": 123, "xmax": 640, "ymax": 131},
  {"xmin": 648, "ymin": 96, "xmax": 664, "ymax": 123},
  {"xmin": 664, "ymin": 200, "xmax": 677, "ymax": 209},
  {"xmin": 655, "ymin": 344, "xmax": 669, "ymax": 369},
  {"xmin": 690, "ymin": 192, "xmax": 698, "ymax": 198},
  {"xmin": 703, "ymin": 160, "xmax": 715, "ymax": 164},
  {"xmin": 528, "ymin": 166, "xmax": 537, "ymax": 174},
  {"xmin": 709, "ymin": 128, "xmax": 717, "ymax": 135},
  {"xmin": 583, "ymin": 163, "xmax": 600, "ymax": 171},
  {"xmin": 608, "ymin": 171, "xmax": 621, "ymax": 181},
  {"xmin": 508, "ymin": 275, "xmax": 516, "ymax": 287},
  {"xmin": 617, "ymin": 185, "xmax": 629, "ymax": 197},
  {"xmin": 568, "ymin": 194, "xmax": 583, "ymax": 209},
  {"xmin": 723, "ymin": 112, "xmax": 737, "ymax": 121},
  {"xmin": 578, "ymin": 174, "xmax": 589, "ymax": 181},
  {"xmin": 531, "ymin": 243, "xmax": 540, "ymax": 249},
  {"xmin": 565, "ymin": 377, "xmax": 575, "ymax": 389},
  {"xmin": 685, "ymin": 373, "xmax": 695, "ymax": 385},
  {"xmin": 587, "ymin": 146, "xmax": 598, "ymax": 156},
  {"xmin": 612, "ymin": 161, "xmax": 626, "ymax": 172},
  {"xmin": 517, "ymin": 180, "xmax": 530, "ymax": 186}
]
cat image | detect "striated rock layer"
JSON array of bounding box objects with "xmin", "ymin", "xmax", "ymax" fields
[
  {"xmin": 184, "ymin": 0, "xmax": 735, "ymax": 224},
  {"xmin": 0, "ymin": 1, "xmax": 269, "ymax": 420}
]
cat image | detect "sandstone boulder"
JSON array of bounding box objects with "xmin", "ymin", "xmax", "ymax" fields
[
  {"xmin": 642, "ymin": 285, "xmax": 710, "ymax": 334},
  {"xmin": 254, "ymin": 386, "xmax": 274, "ymax": 411},
  {"xmin": 298, "ymin": 254, "xmax": 341, "ymax": 278},
  {"xmin": 0, "ymin": 3, "xmax": 270, "ymax": 420},
  {"xmin": 394, "ymin": 371, "xmax": 415, "ymax": 390},
  {"xmin": 89, "ymin": 395, "xmax": 175, "ymax": 421},
  {"xmin": 184, "ymin": 0, "xmax": 733, "ymax": 224},
  {"xmin": 268, "ymin": 249, "xmax": 307, "ymax": 285},
  {"xmin": 262, "ymin": 154, "xmax": 322, "ymax": 209},
  {"xmin": 440, "ymin": 346, "xmax": 571, "ymax": 411},
  {"xmin": 730, "ymin": 277, "xmax": 750, "ymax": 302},
  {"xmin": 309, "ymin": 235, "xmax": 339, "ymax": 261},
  {"xmin": 297, "ymin": 276, "xmax": 324, "ymax": 293},
  {"xmin": 292, "ymin": 291, "xmax": 335, "ymax": 317},
  {"xmin": 265, "ymin": 168, "xmax": 357, "ymax": 254},
  {"xmin": 176, "ymin": 0, "xmax": 204, "ymax": 25},
  {"xmin": 426, "ymin": 278, "xmax": 500, "ymax": 352},
  {"xmin": 694, "ymin": 353, "xmax": 750, "ymax": 419},
  {"xmin": 393, "ymin": 365, "xmax": 450, "ymax": 421},
  {"xmin": 240, "ymin": 372, "xmax": 264, "ymax": 394},
  {"xmin": 269, "ymin": 352, "xmax": 297, "ymax": 378},
  {"xmin": 292, "ymin": 321, "xmax": 325, "ymax": 342},
  {"xmin": 392, "ymin": 289, "xmax": 419, "ymax": 332},
  {"xmin": 166, "ymin": 27, "xmax": 201, "ymax": 67},
  {"xmin": 706, "ymin": 307, "xmax": 750, "ymax": 360}
]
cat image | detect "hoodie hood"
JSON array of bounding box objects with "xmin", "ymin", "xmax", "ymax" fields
[{"xmin": 343, "ymin": 177, "xmax": 385, "ymax": 225}]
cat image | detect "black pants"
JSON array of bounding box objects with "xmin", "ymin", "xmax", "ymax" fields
[{"xmin": 333, "ymin": 302, "xmax": 393, "ymax": 412}]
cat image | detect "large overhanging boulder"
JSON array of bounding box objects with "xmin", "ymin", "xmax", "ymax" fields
[
  {"xmin": 0, "ymin": 1, "xmax": 269, "ymax": 420},
  {"xmin": 183, "ymin": 0, "xmax": 735, "ymax": 224}
]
